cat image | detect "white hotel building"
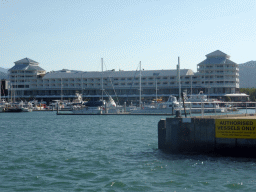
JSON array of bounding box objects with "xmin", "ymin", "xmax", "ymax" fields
[{"xmin": 7, "ymin": 50, "xmax": 240, "ymax": 104}]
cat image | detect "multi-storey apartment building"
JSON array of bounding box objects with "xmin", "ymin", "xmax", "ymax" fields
[
  {"xmin": 195, "ymin": 50, "xmax": 239, "ymax": 95},
  {"xmin": 8, "ymin": 58, "xmax": 46, "ymax": 101},
  {"xmin": 7, "ymin": 50, "xmax": 241, "ymax": 104}
]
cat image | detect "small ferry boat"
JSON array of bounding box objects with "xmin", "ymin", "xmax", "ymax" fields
[
  {"xmin": 130, "ymin": 95, "xmax": 179, "ymax": 115},
  {"xmin": 184, "ymin": 92, "xmax": 227, "ymax": 113}
]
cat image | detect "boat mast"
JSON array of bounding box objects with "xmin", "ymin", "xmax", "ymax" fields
[
  {"xmin": 191, "ymin": 74, "xmax": 192, "ymax": 95},
  {"xmin": 61, "ymin": 78, "xmax": 63, "ymax": 101},
  {"xmin": 153, "ymin": 72, "xmax": 159, "ymax": 104},
  {"xmin": 101, "ymin": 58, "xmax": 103, "ymax": 101},
  {"xmin": 81, "ymin": 73, "xmax": 83, "ymax": 100},
  {"xmin": 139, "ymin": 61, "xmax": 141, "ymax": 109},
  {"xmin": 14, "ymin": 75, "xmax": 16, "ymax": 103},
  {"xmin": 156, "ymin": 76, "xmax": 157, "ymax": 103},
  {"xmin": 10, "ymin": 82, "xmax": 12, "ymax": 103},
  {"xmin": 177, "ymin": 57, "xmax": 181, "ymax": 106}
]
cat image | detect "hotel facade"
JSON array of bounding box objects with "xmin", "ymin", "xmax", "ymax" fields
[{"xmin": 6, "ymin": 50, "xmax": 240, "ymax": 104}]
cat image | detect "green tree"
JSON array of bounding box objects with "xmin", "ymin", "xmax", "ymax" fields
[{"xmin": 240, "ymin": 88, "xmax": 256, "ymax": 101}]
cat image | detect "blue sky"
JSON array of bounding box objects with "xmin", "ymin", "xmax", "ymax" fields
[{"xmin": 1, "ymin": 0, "xmax": 255, "ymax": 72}]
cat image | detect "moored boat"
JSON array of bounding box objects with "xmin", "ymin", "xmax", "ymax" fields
[
  {"xmin": 4, "ymin": 107, "xmax": 23, "ymax": 112},
  {"xmin": 130, "ymin": 95, "xmax": 179, "ymax": 114},
  {"xmin": 184, "ymin": 92, "xmax": 227, "ymax": 113},
  {"xmin": 72, "ymin": 100, "xmax": 104, "ymax": 114}
]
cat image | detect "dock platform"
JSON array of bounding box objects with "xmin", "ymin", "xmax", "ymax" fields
[
  {"xmin": 56, "ymin": 111, "xmax": 173, "ymax": 116},
  {"xmin": 158, "ymin": 113, "xmax": 256, "ymax": 157}
]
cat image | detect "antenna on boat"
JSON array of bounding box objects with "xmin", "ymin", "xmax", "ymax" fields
[
  {"xmin": 101, "ymin": 58, "xmax": 104, "ymax": 101},
  {"xmin": 139, "ymin": 61, "xmax": 142, "ymax": 109}
]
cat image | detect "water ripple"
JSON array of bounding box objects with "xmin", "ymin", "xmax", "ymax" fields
[{"xmin": 1, "ymin": 111, "xmax": 256, "ymax": 191}]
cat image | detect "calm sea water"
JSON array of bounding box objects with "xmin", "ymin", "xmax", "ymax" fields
[{"xmin": 1, "ymin": 110, "xmax": 256, "ymax": 191}]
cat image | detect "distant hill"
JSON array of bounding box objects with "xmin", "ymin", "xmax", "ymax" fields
[
  {"xmin": 0, "ymin": 67, "xmax": 8, "ymax": 80},
  {"xmin": 239, "ymin": 61, "xmax": 256, "ymax": 88},
  {"xmin": 0, "ymin": 71, "xmax": 8, "ymax": 80},
  {"xmin": 0, "ymin": 67, "xmax": 8, "ymax": 73}
]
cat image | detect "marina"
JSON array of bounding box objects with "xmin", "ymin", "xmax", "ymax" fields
[
  {"xmin": 1, "ymin": 0, "xmax": 256, "ymax": 190},
  {"xmin": 55, "ymin": 101, "xmax": 256, "ymax": 116}
]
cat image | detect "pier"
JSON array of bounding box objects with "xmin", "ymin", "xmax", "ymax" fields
[{"xmin": 158, "ymin": 113, "xmax": 256, "ymax": 157}]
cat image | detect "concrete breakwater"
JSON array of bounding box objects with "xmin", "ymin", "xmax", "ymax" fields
[{"xmin": 158, "ymin": 114, "xmax": 256, "ymax": 156}]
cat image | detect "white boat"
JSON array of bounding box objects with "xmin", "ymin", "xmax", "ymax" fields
[
  {"xmin": 224, "ymin": 104, "xmax": 238, "ymax": 111},
  {"xmin": 71, "ymin": 95, "xmax": 126, "ymax": 114},
  {"xmin": 184, "ymin": 92, "xmax": 227, "ymax": 113},
  {"xmin": 21, "ymin": 107, "xmax": 33, "ymax": 112},
  {"xmin": 19, "ymin": 101, "xmax": 33, "ymax": 112}
]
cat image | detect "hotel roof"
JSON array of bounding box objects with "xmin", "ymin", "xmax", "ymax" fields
[
  {"xmin": 43, "ymin": 69, "xmax": 194, "ymax": 79},
  {"xmin": 206, "ymin": 50, "xmax": 230, "ymax": 59},
  {"xmin": 14, "ymin": 57, "xmax": 39, "ymax": 65},
  {"xmin": 9, "ymin": 58, "xmax": 45, "ymax": 71},
  {"xmin": 197, "ymin": 57, "xmax": 237, "ymax": 65},
  {"xmin": 198, "ymin": 50, "xmax": 237, "ymax": 66}
]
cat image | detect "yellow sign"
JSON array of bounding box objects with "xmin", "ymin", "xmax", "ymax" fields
[{"xmin": 215, "ymin": 119, "xmax": 256, "ymax": 139}]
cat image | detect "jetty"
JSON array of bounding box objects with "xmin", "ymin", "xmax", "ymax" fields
[{"xmin": 158, "ymin": 113, "xmax": 256, "ymax": 157}]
